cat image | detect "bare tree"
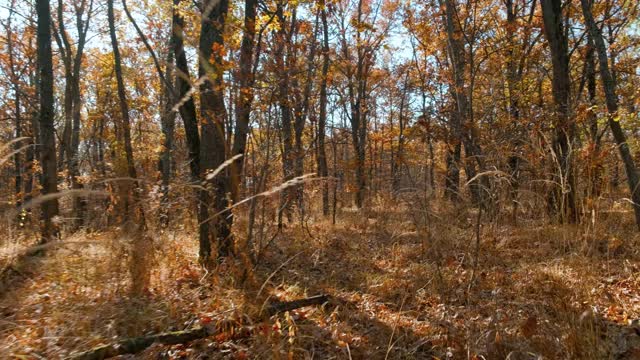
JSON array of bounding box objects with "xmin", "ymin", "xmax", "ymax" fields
[
  {"xmin": 53, "ymin": 0, "xmax": 93, "ymax": 228},
  {"xmin": 581, "ymin": 0, "xmax": 640, "ymax": 230},
  {"xmin": 107, "ymin": 0, "xmax": 146, "ymax": 228}
]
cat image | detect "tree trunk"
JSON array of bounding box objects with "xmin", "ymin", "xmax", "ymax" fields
[
  {"xmin": 172, "ymin": 0, "xmax": 204, "ymax": 246},
  {"xmin": 351, "ymin": 105, "xmax": 367, "ymax": 208},
  {"xmin": 581, "ymin": 0, "xmax": 640, "ymax": 230},
  {"xmin": 291, "ymin": 8, "xmax": 320, "ymax": 219},
  {"xmin": 55, "ymin": 52, "xmax": 85, "ymax": 225},
  {"xmin": 70, "ymin": 0, "xmax": 92, "ymax": 228},
  {"xmin": 541, "ymin": 0, "xmax": 577, "ymax": 223},
  {"xmin": 317, "ymin": 2, "xmax": 330, "ymax": 217},
  {"xmin": 121, "ymin": 0, "xmax": 174, "ymax": 226},
  {"xmin": 108, "ymin": 0, "xmax": 152, "ymax": 295},
  {"xmin": 36, "ymin": 0, "xmax": 60, "ymax": 242},
  {"xmin": 198, "ymin": 0, "xmax": 232, "ymax": 261},
  {"xmin": 25, "ymin": 92, "xmax": 40, "ymax": 208},
  {"xmin": 445, "ymin": 141, "xmax": 461, "ymax": 200},
  {"xmin": 505, "ymin": 0, "xmax": 520, "ymax": 221},
  {"xmin": 443, "ymin": 0, "xmax": 489, "ymax": 207},
  {"xmin": 6, "ymin": 6, "xmax": 23, "ymax": 209},
  {"xmin": 584, "ymin": 27, "xmax": 603, "ymax": 198},
  {"xmin": 441, "ymin": 0, "xmax": 464, "ymax": 202},
  {"xmin": 159, "ymin": 47, "xmax": 176, "ymax": 227},
  {"xmin": 393, "ymin": 72, "xmax": 409, "ymax": 192},
  {"xmin": 58, "ymin": 75, "xmax": 72, "ymax": 172},
  {"xmin": 230, "ymin": 0, "xmax": 258, "ymax": 204},
  {"xmin": 172, "ymin": 0, "xmax": 200, "ymax": 183},
  {"xmin": 108, "ymin": 0, "xmax": 146, "ymax": 228},
  {"xmin": 275, "ymin": 2, "xmax": 295, "ymax": 226},
  {"xmin": 14, "ymin": 90, "xmax": 22, "ymax": 209}
]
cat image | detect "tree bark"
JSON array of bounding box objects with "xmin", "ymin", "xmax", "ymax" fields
[
  {"xmin": 350, "ymin": 0, "xmax": 369, "ymax": 208},
  {"xmin": 393, "ymin": 72, "xmax": 409, "ymax": 192},
  {"xmin": 441, "ymin": 0, "xmax": 464, "ymax": 201},
  {"xmin": 171, "ymin": 0, "xmax": 205, "ymax": 246},
  {"xmin": 445, "ymin": 141, "xmax": 461, "ymax": 200},
  {"xmin": 317, "ymin": 1, "xmax": 330, "ymax": 216},
  {"xmin": 584, "ymin": 24, "xmax": 603, "ymax": 198},
  {"xmin": 275, "ymin": 1, "xmax": 295, "ymax": 226},
  {"xmin": 230, "ymin": 0, "xmax": 258, "ymax": 204},
  {"xmin": 60, "ymin": 0, "xmax": 92, "ymax": 228},
  {"xmin": 25, "ymin": 92, "xmax": 40, "ymax": 208},
  {"xmin": 505, "ymin": 0, "xmax": 520, "ymax": 221},
  {"xmin": 159, "ymin": 47, "xmax": 176, "ymax": 227},
  {"xmin": 541, "ymin": 0, "xmax": 577, "ymax": 223},
  {"xmin": 36, "ymin": 0, "xmax": 60, "ymax": 241},
  {"xmin": 292, "ymin": 9, "xmax": 320, "ymax": 219},
  {"xmin": 198, "ymin": 0, "xmax": 232, "ymax": 261},
  {"xmin": 108, "ymin": 0, "xmax": 137, "ymax": 185},
  {"xmin": 6, "ymin": 4, "xmax": 23, "ymax": 209},
  {"xmin": 442, "ymin": 0, "xmax": 489, "ymax": 207},
  {"xmin": 14, "ymin": 89, "xmax": 22, "ymax": 208},
  {"xmin": 172, "ymin": 0, "xmax": 200, "ymax": 182}
]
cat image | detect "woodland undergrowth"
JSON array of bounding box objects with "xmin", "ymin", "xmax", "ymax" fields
[{"xmin": 1, "ymin": 196, "xmax": 640, "ymax": 359}]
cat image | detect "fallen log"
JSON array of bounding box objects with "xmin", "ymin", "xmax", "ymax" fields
[
  {"xmin": 68, "ymin": 327, "xmax": 210, "ymax": 360},
  {"xmin": 264, "ymin": 294, "xmax": 329, "ymax": 316},
  {"xmin": 69, "ymin": 294, "xmax": 329, "ymax": 360}
]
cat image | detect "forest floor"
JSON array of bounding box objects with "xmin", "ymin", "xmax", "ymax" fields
[{"xmin": 1, "ymin": 200, "xmax": 640, "ymax": 359}]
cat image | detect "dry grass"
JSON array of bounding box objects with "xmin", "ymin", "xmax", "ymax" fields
[{"xmin": 1, "ymin": 197, "xmax": 640, "ymax": 359}]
